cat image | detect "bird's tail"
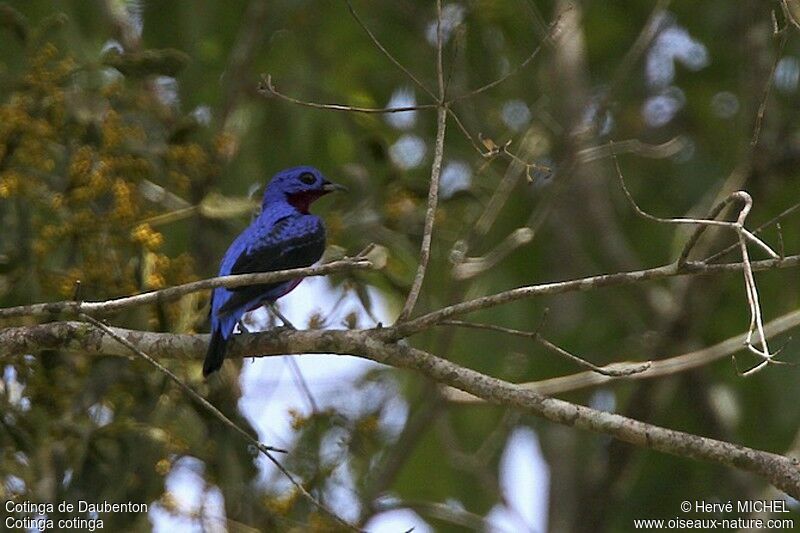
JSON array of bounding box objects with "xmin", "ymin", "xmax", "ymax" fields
[{"xmin": 203, "ymin": 327, "xmax": 228, "ymax": 377}]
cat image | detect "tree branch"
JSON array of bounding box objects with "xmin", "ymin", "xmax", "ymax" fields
[
  {"xmin": 445, "ymin": 307, "xmax": 800, "ymax": 401},
  {"xmin": 344, "ymin": 0, "xmax": 436, "ymax": 100},
  {"xmin": 358, "ymin": 339, "xmax": 800, "ymax": 500},
  {"xmin": 447, "ymin": 8, "xmax": 567, "ymax": 103},
  {"xmin": 388, "ymin": 254, "xmax": 800, "ymax": 339},
  {"xmin": 8, "ymin": 322, "xmax": 798, "ymax": 498},
  {"xmin": 0, "ymin": 258, "xmax": 373, "ymax": 320},
  {"xmin": 397, "ymin": 105, "xmax": 447, "ymax": 321},
  {"xmin": 397, "ymin": 0, "xmax": 448, "ymax": 322},
  {"xmin": 703, "ymin": 200, "xmax": 800, "ymax": 264}
]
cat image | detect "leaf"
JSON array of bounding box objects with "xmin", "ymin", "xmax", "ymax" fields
[
  {"xmin": 363, "ymin": 243, "xmax": 389, "ymax": 270},
  {"xmin": 199, "ymin": 192, "xmax": 256, "ymax": 219},
  {"xmin": 321, "ymin": 244, "xmax": 346, "ymax": 263},
  {"xmin": 101, "ymin": 48, "xmax": 190, "ymax": 78},
  {"xmin": 478, "ymin": 132, "xmax": 499, "ymax": 153}
]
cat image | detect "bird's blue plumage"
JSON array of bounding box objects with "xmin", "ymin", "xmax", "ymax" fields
[{"xmin": 203, "ymin": 166, "xmax": 344, "ymax": 376}]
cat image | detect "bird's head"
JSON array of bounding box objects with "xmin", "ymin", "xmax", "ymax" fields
[{"xmin": 263, "ymin": 166, "xmax": 347, "ymax": 213}]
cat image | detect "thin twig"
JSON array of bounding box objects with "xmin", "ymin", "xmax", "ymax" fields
[
  {"xmin": 387, "ymin": 254, "xmax": 800, "ymax": 340},
  {"xmin": 613, "ymin": 152, "xmax": 777, "ymax": 258},
  {"xmin": 441, "ymin": 320, "xmax": 651, "ymax": 376},
  {"xmin": 396, "ymin": 109, "xmax": 447, "ymax": 321},
  {"xmin": 444, "ymin": 307, "xmax": 800, "ymax": 402},
  {"xmin": 703, "ymin": 201, "xmax": 800, "ymax": 263},
  {"xmin": 344, "ymin": 0, "xmax": 436, "ymax": 100},
  {"xmin": 78, "ymin": 313, "xmax": 285, "ymax": 453},
  {"xmin": 447, "ymin": 8, "xmax": 567, "ymax": 103},
  {"xmin": 752, "ymin": 30, "xmax": 788, "ymax": 147},
  {"xmin": 435, "ymin": 0, "xmax": 445, "ymax": 101},
  {"xmin": 446, "ymin": 107, "xmax": 486, "ymax": 155},
  {"xmin": 77, "ymin": 314, "xmax": 362, "ymax": 531},
  {"xmin": 677, "ymin": 196, "xmax": 738, "ymax": 267},
  {"xmin": 396, "ymin": 0, "xmax": 448, "ymax": 322},
  {"xmin": 447, "ymin": 111, "xmax": 549, "ymax": 181},
  {"xmin": 258, "ymin": 74, "xmax": 437, "ymax": 114},
  {"xmin": 612, "ymin": 150, "xmax": 781, "ymax": 371}
]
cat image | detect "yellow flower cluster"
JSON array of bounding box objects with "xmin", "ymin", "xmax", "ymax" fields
[
  {"xmin": 23, "ymin": 42, "xmax": 76, "ymax": 96},
  {"xmin": 131, "ymin": 223, "xmax": 164, "ymax": 251},
  {"xmin": 101, "ymin": 109, "xmax": 145, "ymax": 150},
  {"xmin": 0, "ymin": 39, "xmax": 218, "ymax": 323},
  {"xmin": 165, "ymin": 142, "xmax": 218, "ymax": 192}
]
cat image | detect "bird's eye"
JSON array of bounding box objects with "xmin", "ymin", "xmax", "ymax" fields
[{"xmin": 299, "ymin": 172, "xmax": 316, "ymax": 185}]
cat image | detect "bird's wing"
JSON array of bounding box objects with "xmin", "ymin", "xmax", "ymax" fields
[{"xmin": 215, "ymin": 215, "xmax": 325, "ymax": 316}]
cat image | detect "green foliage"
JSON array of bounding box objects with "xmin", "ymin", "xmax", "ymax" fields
[{"xmin": 1, "ymin": 0, "xmax": 800, "ymax": 531}]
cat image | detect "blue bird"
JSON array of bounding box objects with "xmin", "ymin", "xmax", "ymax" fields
[{"xmin": 203, "ymin": 166, "xmax": 346, "ymax": 376}]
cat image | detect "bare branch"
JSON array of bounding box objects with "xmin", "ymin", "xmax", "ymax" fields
[
  {"xmin": 614, "ymin": 152, "xmax": 775, "ymax": 256},
  {"xmin": 451, "ymin": 227, "xmax": 534, "ymax": 280},
  {"xmin": 361, "ymin": 340, "xmax": 800, "ymax": 499},
  {"xmin": 677, "ymin": 195, "xmax": 740, "ymax": 267},
  {"xmin": 6, "ymin": 321, "xmax": 800, "ymax": 498},
  {"xmin": 613, "ymin": 151, "xmax": 783, "ymax": 366},
  {"xmin": 0, "ymin": 258, "xmax": 373, "ymax": 320},
  {"xmin": 752, "ymin": 30, "xmax": 788, "ymax": 147},
  {"xmin": 704, "ymin": 201, "xmax": 800, "ymax": 263},
  {"xmin": 445, "ymin": 308, "xmax": 800, "ymax": 401},
  {"xmin": 435, "ymin": 0, "xmax": 445, "ymax": 100},
  {"xmin": 396, "ymin": 0, "xmax": 448, "ymax": 322},
  {"xmin": 397, "ymin": 108, "xmax": 447, "ymax": 321},
  {"xmin": 447, "ymin": 8, "xmax": 567, "ymax": 103},
  {"xmin": 389, "ymin": 254, "xmax": 800, "ymax": 340}
]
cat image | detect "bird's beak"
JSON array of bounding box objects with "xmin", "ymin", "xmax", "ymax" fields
[{"xmin": 322, "ymin": 181, "xmax": 348, "ymax": 193}]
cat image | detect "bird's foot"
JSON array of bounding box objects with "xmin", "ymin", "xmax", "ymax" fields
[{"xmin": 267, "ymin": 302, "xmax": 297, "ymax": 330}]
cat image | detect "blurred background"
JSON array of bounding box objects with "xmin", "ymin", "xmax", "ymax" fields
[{"xmin": 1, "ymin": 0, "xmax": 800, "ymax": 531}]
